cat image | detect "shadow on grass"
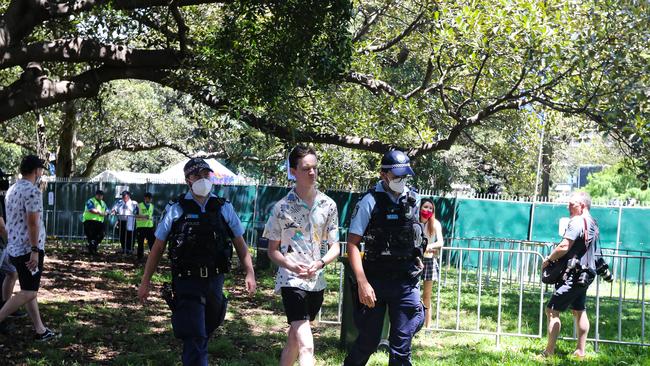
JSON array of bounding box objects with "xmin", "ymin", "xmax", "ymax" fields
[{"xmin": 3, "ymin": 243, "xmax": 650, "ymax": 366}]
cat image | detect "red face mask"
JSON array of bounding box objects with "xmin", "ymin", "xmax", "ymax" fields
[{"xmin": 420, "ymin": 209, "xmax": 433, "ymax": 220}]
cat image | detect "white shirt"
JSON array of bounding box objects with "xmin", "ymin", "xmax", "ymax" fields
[
  {"xmin": 112, "ymin": 199, "xmax": 139, "ymax": 231},
  {"xmin": 5, "ymin": 179, "xmax": 46, "ymax": 257},
  {"xmin": 263, "ymin": 188, "xmax": 339, "ymax": 293}
]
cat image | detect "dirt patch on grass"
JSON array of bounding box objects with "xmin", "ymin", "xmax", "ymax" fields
[{"xmin": 0, "ymin": 242, "xmax": 291, "ymax": 365}]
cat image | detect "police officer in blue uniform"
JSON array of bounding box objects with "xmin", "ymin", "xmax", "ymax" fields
[
  {"xmin": 138, "ymin": 158, "xmax": 256, "ymax": 366},
  {"xmin": 344, "ymin": 150, "xmax": 425, "ymax": 366}
]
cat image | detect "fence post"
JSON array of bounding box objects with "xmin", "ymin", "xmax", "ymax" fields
[
  {"xmin": 614, "ymin": 205, "xmax": 623, "ymax": 279},
  {"xmin": 496, "ymin": 251, "xmax": 504, "ymax": 348},
  {"xmin": 595, "ymin": 277, "xmax": 600, "ymax": 352},
  {"xmin": 450, "ymin": 193, "xmax": 459, "ymax": 248},
  {"xmin": 528, "ymin": 200, "xmax": 536, "ymax": 241}
]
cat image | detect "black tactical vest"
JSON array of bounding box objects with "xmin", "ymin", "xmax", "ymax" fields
[
  {"xmin": 362, "ymin": 187, "xmax": 424, "ymax": 278},
  {"xmin": 167, "ymin": 195, "xmax": 233, "ymax": 277}
]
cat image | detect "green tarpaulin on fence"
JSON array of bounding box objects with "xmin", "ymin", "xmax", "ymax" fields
[{"xmin": 41, "ymin": 180, "xmax": 650, "ymax": 282}]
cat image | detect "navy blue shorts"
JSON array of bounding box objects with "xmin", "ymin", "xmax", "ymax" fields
[{"xmin": 546, "ymin": 278, "xmax": 587, "ymax": 312}]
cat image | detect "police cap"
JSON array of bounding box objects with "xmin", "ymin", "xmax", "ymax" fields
[
  {"xmin": 380, "ymin": 150, "xmax": 415, "ymax": 176},
  {"xmin": 184, "ymin": 158, "xmax": 213, "ymax": 177}
]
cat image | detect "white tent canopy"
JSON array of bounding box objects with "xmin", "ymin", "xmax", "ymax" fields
[
  {"xmin": 90, "ymin": 159, "xmax": 249, "ymax": 184},
  {"xmin": 89, "ymin": 170, "xmax": 168, "ymax": 183},
  {"xmin": 158, "ymin": 158, "xmax": 240, "ymax": 184}
]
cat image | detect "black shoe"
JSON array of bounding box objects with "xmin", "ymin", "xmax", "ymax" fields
[
  {"xmin": 8, "ymin": 309, "xmax": 27, "ymax": 318},
  {"xmin": 35, "ymin": 328, "xmax": 61, "ymax": 342}
]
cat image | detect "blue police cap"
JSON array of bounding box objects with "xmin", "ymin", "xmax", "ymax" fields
[
  {"xmin": 381, "ymin": 150, "xmax": 414, "ymax": 176},
  {"xmin": 183, "ymin": 158, "xmax": 213, "ymax": 177}
]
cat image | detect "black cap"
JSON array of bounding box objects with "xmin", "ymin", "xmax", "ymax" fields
[
  {"xmin": 19, "ymin": 154, "xmax": 47, "ymax": 175},
  {"xmin": 183, "ymin": 158, "xmax": 213, "ymax": 177},
  {"xmin": 380, "ymin": 150, "xmax": 415, "ymax": 176},
  {"xmin": 144, "ymin": 192, "xmax": 152, "ymax": 198},
  {"xmin": 95, "ymin": 190, "xmax": 104, "ymax": 196}
]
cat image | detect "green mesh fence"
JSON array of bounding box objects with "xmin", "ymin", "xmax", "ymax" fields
[{"xmin": 41, "ymin": 181, "xmax": 650, "ymax": 281}]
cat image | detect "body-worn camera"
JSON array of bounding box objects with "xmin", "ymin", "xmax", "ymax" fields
[
  {"xmin": 595, "ymin": 257, "xmax": 614, "ymax": 282},
  {"xmin": 161, "ymin": 282, "xmax": 176, "ymax": 311}
]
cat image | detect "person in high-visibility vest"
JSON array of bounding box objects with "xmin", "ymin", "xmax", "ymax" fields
[
  {"xmin": 82, "ymin": 190, "xmax": 108, "ymax": 254},
  {"xmin": 136, "ymin": 192, "xmax": 155, "ymax": 261}
]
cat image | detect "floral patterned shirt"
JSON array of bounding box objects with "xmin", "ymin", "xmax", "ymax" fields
[
  {"xmin": 5, "ymin": 179, "xmax": 46, "ymax": 257},
  {"xmin": 263, "ymin": 188, "xmax": 339, "ymax": 293}
]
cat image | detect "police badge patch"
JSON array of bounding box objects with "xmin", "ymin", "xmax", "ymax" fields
[{"xmin": 351, "ymin": 203, "xmax": 360, "ymax": 220}]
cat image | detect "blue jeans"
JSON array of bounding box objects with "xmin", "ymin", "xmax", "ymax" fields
[
  {"xmin": 172, "ymin": 275, "xmax": 225, "ymax": 366},
  {"xmin": 344, "ymin": 277, "xmax": 424, "ymax": 366}
]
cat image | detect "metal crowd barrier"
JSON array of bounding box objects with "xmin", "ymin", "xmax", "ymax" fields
[
  {"xmin": 42, "ymin": 207, "xmax": 650, "ymax": 350},
  {"xmin": 432, "ymin": 245, "xmax": 546, "ymax": 347},
  {"xmin": 431, "ymin": 239, "xmax": 650, "ymax": 349},
  {"xmin": 570, "ymin": 252, "xmax": 650, "ymax": 350}
]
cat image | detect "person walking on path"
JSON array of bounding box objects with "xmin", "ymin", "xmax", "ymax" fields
[
  {"xmin": 264, "ymin": 146, "xmax": 340, "ymax": 366},
  {"xmin": 0, "ymin": 155, "xmax": 59, "ymax": 340}
]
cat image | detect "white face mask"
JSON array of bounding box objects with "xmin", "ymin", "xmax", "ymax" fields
[
  {"xmin": 388, "ymin": 177, "xmax": 407, "ymax": 193},
  {"xmin": 191, "ymin": 178, "xmax": 213, "ymax": 197}
]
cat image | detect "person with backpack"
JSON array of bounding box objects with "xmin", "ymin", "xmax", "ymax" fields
[{"xmin": 541, "ymin": 191, "xmax": 599, "ymax": 359}]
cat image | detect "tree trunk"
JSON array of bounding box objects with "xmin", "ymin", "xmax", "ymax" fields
[
  {"xmin": 540, "ymin": 138, "xmax": 552, "ymax": 197},
  {"xmin": 55, "ymin": 100, "xmax": 77, "ymax": 177},
  {"xmin": 35, "ymin": 112, "xmax": 47, "ymax": 160}
]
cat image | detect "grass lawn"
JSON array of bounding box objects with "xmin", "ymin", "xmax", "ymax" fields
[{"xmin": 1, "ymin": 242, "xmax": 650, "ymax": 365}]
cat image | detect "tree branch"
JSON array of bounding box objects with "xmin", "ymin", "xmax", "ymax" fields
[
  {"xmin": 169, "ymin": 4, "xmax": 189, "ymax": 56},
  {"xmin": 344, "ymin": 71, "xmax": 404, "ymax": 98},
  {"xmin": 0, "ymin": 0, "xmax": 230, "ymax": 51},
  {"xmin": 366, "ymin": 10, "xmax": 425, "ymax": 52},
  {"xmin": 0, "ymin": 38, "xmax": 182, "ymax": 70},
  {"xmin": 404, "ymin": 52, "xmax": 435, "ymax": 99},
  {"xmin": 352, "ymin": 0, "xmax": 396, "ymax": 42},
  {"xmin": 0, "ymin": 64, "xmax": 171, "ymax": 122},
  {"xmin": 79, "ymin": 139, "xmax": 190, "ymax": 177}
]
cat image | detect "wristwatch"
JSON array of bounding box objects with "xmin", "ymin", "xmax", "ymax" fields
[
  {"xmin": 319, "ymin": 259, "xmax": 326, "ymax": 268},
  {"xmin": 31, "ymin": 246, "xmax": 39, "ymax": 253}
]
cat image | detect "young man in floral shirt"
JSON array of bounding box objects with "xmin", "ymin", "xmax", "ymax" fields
[{"xmin": 264, "ymin": 145, "xmax": 340, "ymax": 366}]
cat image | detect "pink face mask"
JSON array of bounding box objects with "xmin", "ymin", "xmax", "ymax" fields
[{"xmin": 420, "ymin": 210, "xmax": 433, "ymax": 220}]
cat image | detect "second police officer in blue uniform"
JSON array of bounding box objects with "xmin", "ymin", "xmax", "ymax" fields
[
  {"xmin": 344, "ymin": 150, "xmax": 425, "ymax": 366},
  {"xmin": 138, "ymin": 158, "xmax": 256, "ymax": 366}
]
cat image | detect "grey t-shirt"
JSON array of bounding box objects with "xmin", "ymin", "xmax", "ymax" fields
[
  {"xmin": 563, "ymin": 214, "xmax": 598, "ymax": 269},
  {"xmin": 5, "ymin": 179, "xmax": 46, "ymax": 257}
]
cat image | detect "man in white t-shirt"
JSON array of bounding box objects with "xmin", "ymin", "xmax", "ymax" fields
[
  {"xmin": 264, "ymin": 146, "xmax": 340, "ymax": 366},
  {"xmin": 111, "ymin": 191, "xmax": 138, "ymax": 255},
  {"xmin": 0, "ymin": 155, "xmax": 59, "ymax": 341}
]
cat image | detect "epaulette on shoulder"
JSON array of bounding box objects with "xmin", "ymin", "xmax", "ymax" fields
[
  {"xmin": 359, "ymin": 187, "xmax": 376, "ymax": 201},
  {"xmin": 172, "ymin": 193, "xmax": 185, "ymax": 204}
]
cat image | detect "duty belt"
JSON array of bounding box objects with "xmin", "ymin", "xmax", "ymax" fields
[{"xmin": 173, "ymin": 265, "xmax": 221, "ymax": 278}]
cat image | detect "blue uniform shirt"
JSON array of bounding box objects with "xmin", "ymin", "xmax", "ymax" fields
[
  {"xmin": 155, "ymin": 191, "xmax": 244, "ymax": 241},
  {"xmin": 86, "ymin": 199, "xmax": 101, "ymax": 210},
  {"xmin": 349, "ymin": 181, "xmax": 420, "ymax": 237}
]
